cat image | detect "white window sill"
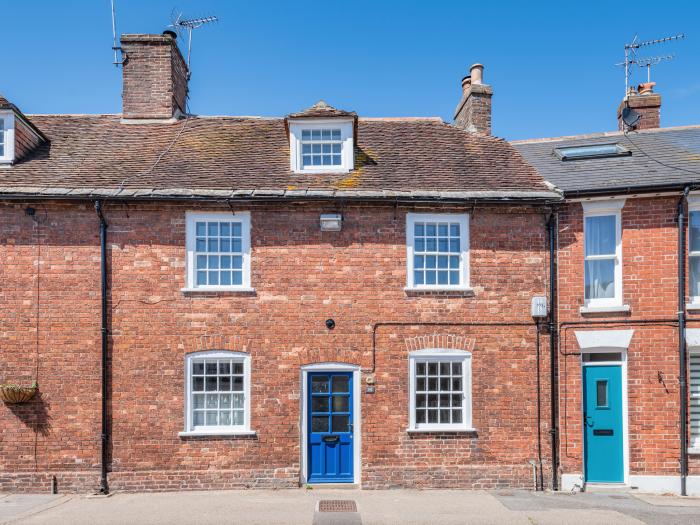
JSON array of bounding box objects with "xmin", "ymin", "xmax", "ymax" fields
[
  {"xmin": 579, "ymin": 304, "xmax": 630, "ymax": 314},
  {"xmin": 405, "ymin": 287, "xmax": 474, "ymax": 294},
  {"xmin": 407, "ymin": 427, "xmax": 477, "ymax": 434},
  {"xmin": 687, "ymin": 303, "xmax": 700, "ymax": 311},
  {"xmin": 178, "ymin": 430, "xmax": 257, "ymax": 437},
  {"xmin": 181, "ymin": 287, "xmax": 256, "ymax": 294},
  {"xmin": 688, "ymin": 448, "xmax": 700, "ymax": 455}
]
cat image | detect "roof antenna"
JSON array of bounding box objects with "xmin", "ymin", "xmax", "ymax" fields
[
  {"xmin": 169, "ymin": 10, "xmax": 218, "ymax": 79},
  {"xmin": 110, "ymin": 0, "xmax": 125, "ymax": 66},
  {"xmin": 616, "ymin": 33, "xmax": 684, "ymax": 98}
]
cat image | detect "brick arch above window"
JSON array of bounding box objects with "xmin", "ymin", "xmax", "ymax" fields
[
  {"xmin": 179, "ymin": 334, "xmax": 252, "ymax": 354},
  {"xmin": 404, "ymin": 333, "xmax": 475, "ymax": 353}
]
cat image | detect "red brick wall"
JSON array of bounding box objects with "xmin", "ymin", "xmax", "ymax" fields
[
  {"xmin": 557, "ymin": 196, "xmax": 699, "ymax": 481},
  {"xmin": 0, "ymin": 201, "xmax": 552, "ymax": 492}
]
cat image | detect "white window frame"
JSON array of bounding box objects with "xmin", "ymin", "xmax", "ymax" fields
[
  {"xmin": 687, "ymin": 197, "xmax": 700, "ymax": 307},
  {"xmin": 179, "ymin": 350, "xmax": 254, "ymax": 437},
  {"xmin": 408, "ymin": 349, "xmax": 473, "ymax": 432},
  {"xmin": 289, "ymin": 119, "xmax": 354, "ymax": 174},
  {"xmin": 405, "ymin": 212, "xmax": 470, "ymax": 291},
  {"xmin": 184, "ymin": 211, "xmax": 252, "ymax": 292},
  {"xmin": 582, "ymin": 200, "xmax": 625, "ymax": 310},
  {"xmin": 0, "ymin": 112, "xmax": 15, "ymax": 164}
]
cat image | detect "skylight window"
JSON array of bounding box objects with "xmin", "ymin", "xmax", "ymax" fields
[{"xmin": 554, "ymin": 143, "xmax": 630, "ymax": 161}]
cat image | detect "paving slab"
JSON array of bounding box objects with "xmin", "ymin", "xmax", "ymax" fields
[{"xmin": 2, "ymin": 488, "xmax": 700, "ymax": 525}]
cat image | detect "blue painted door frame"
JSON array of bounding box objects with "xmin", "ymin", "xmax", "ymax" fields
[
  {"xmin": 583, "ymin": 364, "xmax": 624, "ymax": 483},
  {"xmin": 307, "ymin": 372, "xmax": 354, "ymax": 483}
]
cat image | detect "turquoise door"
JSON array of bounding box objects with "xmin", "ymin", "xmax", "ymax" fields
[
  {"xmin": 583, "ymin": 365, "xmax": 624, "ymax": 483},
  {"xmin": 307, "ymin": 372, "xmax": 354, "ymax": 483}
]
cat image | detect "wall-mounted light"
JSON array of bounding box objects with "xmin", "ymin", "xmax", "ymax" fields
[
  {"xmin": 320, "ymin": 213, "xmax": 342, "ymax": 231},
  {"xmin": 531, "ymin": 296, "xmax": 548, "ymax": 318}
]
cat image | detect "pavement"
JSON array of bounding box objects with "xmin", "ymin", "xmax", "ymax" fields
[{"xmin": 2, "ymin": 489, "xmax": 700, "ymax": 524}]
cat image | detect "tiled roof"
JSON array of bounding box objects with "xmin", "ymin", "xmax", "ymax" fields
[
  {"xmin": 512, "ymin": 126, "xmax": 700, "ymax": 194},
  {"xmin": 0, "ymin": 114, "xmax": 558, "ymax": 201}
]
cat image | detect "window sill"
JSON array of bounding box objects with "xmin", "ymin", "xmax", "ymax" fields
[
  {"xmin": 579, "ymin": 304, "xmax": 630, "ymax": 314},
  {"xmin": 688, "ymin": 448, "xmax": 700, "ymax": 455},
  {"xmin": 687, "ymin": 303, "xmax": 700, "ymax": 311},
  {"xmin": 178, "ymin": 430, "xmax": 257, "ymax": 438},
  {"xmin": 407, "ymin": 427, "xmax": 477, "ymax": 434},
  {"xmin": 181, "ymin": 287, "xmax": 256, "ymax": 294},
  {"xmin": 404, "ymin": 287, "xmax": 475, "ymax": 297}
]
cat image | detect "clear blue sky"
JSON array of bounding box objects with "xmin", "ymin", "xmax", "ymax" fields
[{"xmin": 1, "ymin": 1, "xmax": 697, "ymax": 140}]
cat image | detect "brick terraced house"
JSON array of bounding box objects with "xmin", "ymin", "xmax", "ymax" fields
[
  {"xmin": 515, "ymin": 82, "xmax": 700, "ymax": 495},
  {"xmin": 0, "ymin": 33, "xmax": 561, "ymax": 493}
]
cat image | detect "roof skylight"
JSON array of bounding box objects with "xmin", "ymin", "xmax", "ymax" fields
[{"xmin": 554, "ymin": 143, "xmax": 630, "ymax": 161}]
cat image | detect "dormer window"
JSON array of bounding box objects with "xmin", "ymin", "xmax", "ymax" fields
[
  {"xmin": 301, "ymin": 128, "xmax": 342, "ymax": 168},
  {"xmin": 287, "ymin": 101, "xmax": 356, "ymax": 174},
  {"xmin": 0, "ymin": 112, "xmax": 15, "ymax": 164}
]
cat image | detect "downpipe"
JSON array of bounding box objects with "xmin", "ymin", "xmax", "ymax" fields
[
  {"xmin": 679, "ymin": 187, "xmax": 690, "ymax": 496},
  {"xmin": 95, "ymin": 201, "xmax": 109, "ymax": 495},
  {"xmin": 547, "ymin": 210, "xmax": 559, "ymax": 491}
]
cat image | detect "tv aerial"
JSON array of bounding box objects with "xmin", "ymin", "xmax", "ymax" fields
[
  {"xmin": 616, "ymin": 33, "xmax": 684, "ymax": 98},
  {"xmin": 169, "ymin": 10, "xmax": 219, "ymax": 77}
]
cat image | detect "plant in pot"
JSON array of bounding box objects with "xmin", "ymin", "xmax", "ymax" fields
[{"xmin": 0, "ymin": 381, "xmax": 38, "ymax": 404}]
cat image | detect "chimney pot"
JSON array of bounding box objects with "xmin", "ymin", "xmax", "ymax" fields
[
  {"xmin": 162, "ymin": 29, "xmax": 177, "ymax": 40},
  {"xmin": 454, "ymin": 62, "xmax": 492, "ymax": 135},
  {"xmin": 470, "ymin": 63, "xmax": 484, "ymax": 85}
]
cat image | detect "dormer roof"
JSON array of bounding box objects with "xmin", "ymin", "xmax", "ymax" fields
[{"xmin": 286, "ymin": 100, "xmax": 357, "ymax": 120}]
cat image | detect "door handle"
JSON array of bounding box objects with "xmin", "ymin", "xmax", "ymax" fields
[{"xmin": 584, "ymin": 414, "xmax": 594, "ymax": 427}]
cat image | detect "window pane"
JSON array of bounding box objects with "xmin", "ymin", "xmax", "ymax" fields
[
  {"xmin": 193, "ymin": 377, "xmax": 204, "ymax": 391},
  {"xmin": 206, "ymin": 412, "xmax": 218, "ymax": 425},
  {"xmin": 416, "ymin": 409, "xmax": 426, "ymax": 423},
  {"xmin": 332, "ymin": 415, "xmax": 350, "ymax": 432},
  {"xmin": 220, "ymin": 394, "xmax": 231, "ymax": 408},
  {"xmin": 205, "ymin": 377, "xmax": 217, "ymax": 391},
  {"xmin": 596, "ymin": 380, "xmax": 608, "ymax": 407},
  {"xmin": 220, "ymin": 411, "xmax": 231, "ymax": 425},
  {"xmin": 232, "ymin": 394, "xmax": 244, "ymax": 409},
  {"xmin": 585, "ymin": 259, "xmax": 615, "ymax": 299},
  {"xmin": 232, "ymin": 411, "xmax": 244, "ymax": 425},
  {"xmin": 585, "ymin": 215, "xmax": 616, "ymax": 256},
  {"xmin": 691, "ymin": 256, "xmax": 700, "ymax": 297},
  {"xmin": 206, "ymin": 394, "xmax": 218, "ymax": 408},
  {"xmin": 193, "ymin": 411, "xmax": 204, "ymax": 426},
  {"xmin": 193, "ymin": 362, "xmax": 204, "ymax": 374},
  {"xmin": 332, "ymin": 396, "xmax": 349, "ymax": 412},
  {"xmin": 312, "ymin": 416, "xmax": 329, "ymax": 432},
  {"xmin": 332, "ymin": 376, "xmax": 349, "ymax": 393},
  {"xmin": 232, "ymin": 376, "xmax": 243, "ymax": 391},
  {"xmin": 312, "ymin": 376, "xmax": 329, "ymax": 393},
  {"xmin": 691, "ymin": 212, "xmax": 700, "ymax": 252},
  {"xmin": 193, "ymin": 394, "xmax": 204, "ymax": 409},
  {"xmin": 312, "ymin": 396, "xmax": 329, "ymax": 412}
]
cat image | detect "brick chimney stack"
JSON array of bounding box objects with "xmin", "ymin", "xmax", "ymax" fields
[
  {"xmin": 120, "ymin": 32, "xmax": 189, "ymax": 121},
  {"xmin": 454, "ymin": 63, "xmax": 493, "ymax": 135},
  {"xmin": 617, "ymin": 82, "xmax": 661, "ymax": 131}
]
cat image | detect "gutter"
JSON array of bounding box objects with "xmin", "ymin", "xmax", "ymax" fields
[
  {"xmin": 565, "ymin": 183, "xmax": 699, "ymax": 199},
  {"xmin": 678, "ymin": 186, "xmax": 690, "ymax": 496},
  {"xmin": 94, "ymin": 201, "xmax": 109, "ymax": 495}
]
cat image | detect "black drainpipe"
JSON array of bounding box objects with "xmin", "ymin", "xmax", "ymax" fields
[
  {"xmin": 95, "ymin": 201, "xmax": 109, "ymax": 495},
  {"xmin": 679, "ymin": 187, "xmax": 690, "ymax": 496},
  {"xmin": 548, "ymin": 210, "xmax": 559, "ymax": 491}
]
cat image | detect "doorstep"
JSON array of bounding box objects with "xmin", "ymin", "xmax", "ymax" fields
[
  {"xmin": 306, "ymin": 484, "xmax": 360, "ymax": 490},
  {"xmin": 584, "ymin": 483, "xmax": 631, "ymax": 493}
]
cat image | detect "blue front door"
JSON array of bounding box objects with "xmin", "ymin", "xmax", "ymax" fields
[
  {"xmin": 583, "ymin": 365, "xmax": 624, "ymax": 483},
  {"xmin": 308, "ymin": 372, "xmax": 354, "ymax": 483}
]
